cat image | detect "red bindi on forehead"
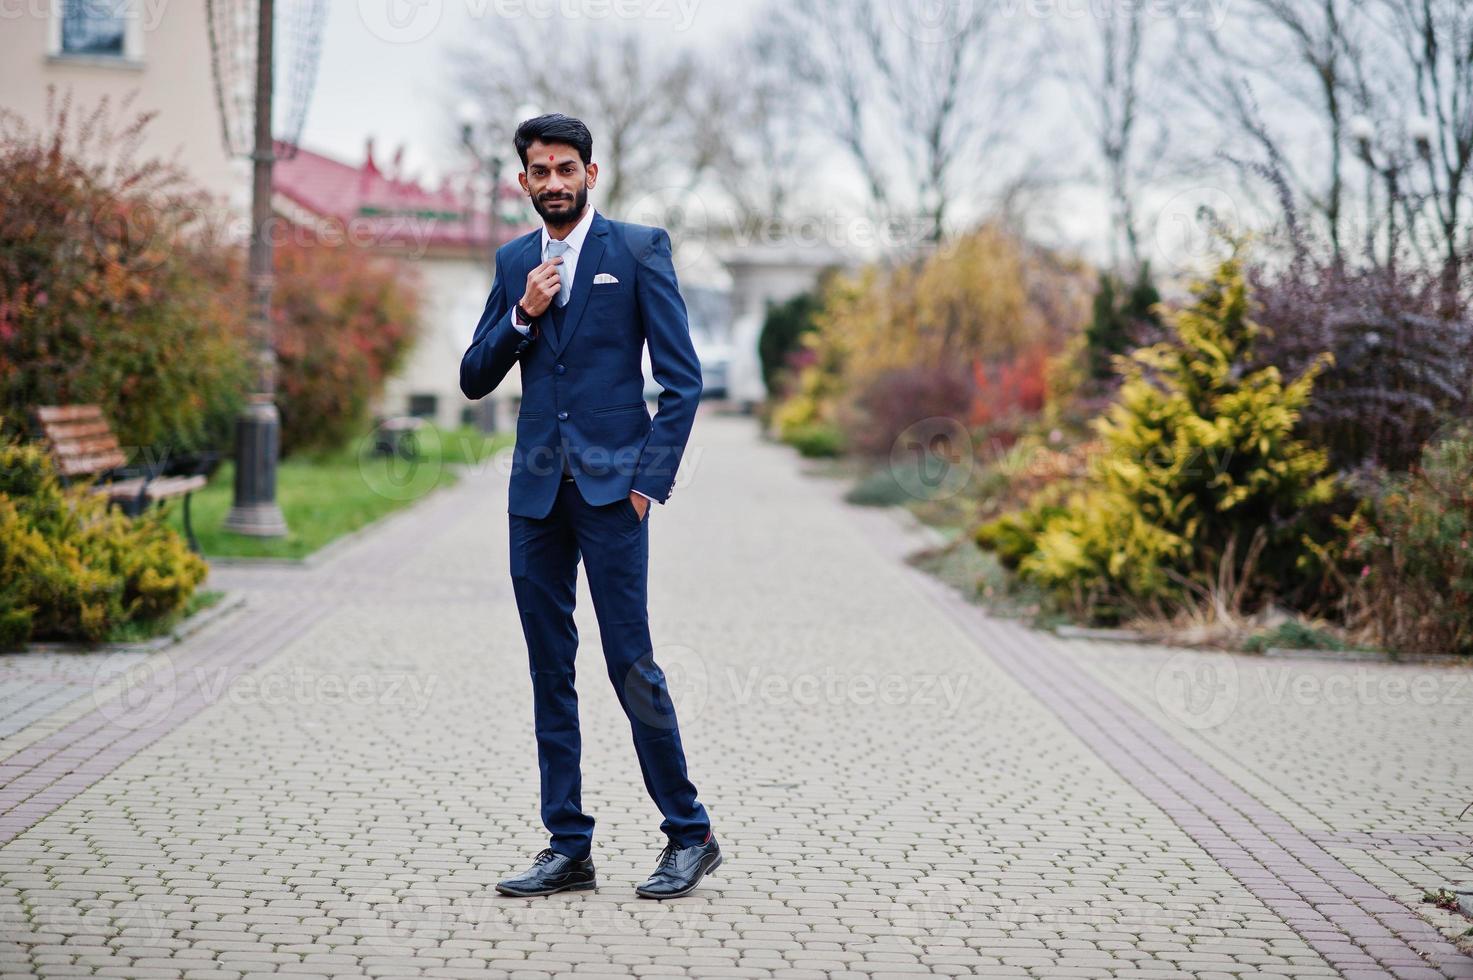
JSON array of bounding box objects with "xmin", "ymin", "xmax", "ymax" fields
[{"xmin": 529, "ymin": 147, "xmax": 578, "ymax": 170}]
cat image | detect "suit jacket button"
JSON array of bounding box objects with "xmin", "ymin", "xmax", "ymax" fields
[
  {"xmin": 555, "ymin": 363, "xmax": 566, "ymax": 374},
  {"xmin": 557, "ymin": 411, "xmax": 569, "ymax": 421}
]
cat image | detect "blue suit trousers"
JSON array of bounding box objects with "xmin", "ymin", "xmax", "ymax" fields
[{"xmin": 508, "ymin": 473, "xmax": 711, "ymax": 860}]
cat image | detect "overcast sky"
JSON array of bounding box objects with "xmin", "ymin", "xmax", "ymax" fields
[
  {"xmin": 289, "ymin": 1, "xmax": 1249, "ymax": 279},
  {"xmin": 300, "ymin": 0, "xmax": 758, "ymax": 185}
]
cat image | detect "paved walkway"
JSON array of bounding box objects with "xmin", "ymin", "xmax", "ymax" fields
[{"xmin": 0, "ymin": 409, "xmax": 1470, "ymax": 979}]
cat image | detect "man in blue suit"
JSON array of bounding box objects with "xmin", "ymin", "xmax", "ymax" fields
[{"xmin": 460, "ymin": 114, "xmax": 720, "ymax": 899}]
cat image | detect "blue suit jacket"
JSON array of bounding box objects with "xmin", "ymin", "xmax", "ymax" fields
[{"xmin": 459, "ymin": 211, "xmax": 703, "ymax": 519}]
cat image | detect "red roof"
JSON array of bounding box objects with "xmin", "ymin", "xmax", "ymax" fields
[{"xmin": 271, "ymin": 138, "xmax": 531, "ymax": 252}]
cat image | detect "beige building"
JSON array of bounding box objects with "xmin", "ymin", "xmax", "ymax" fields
[{"xmin": 0, "ymin": 1, "xmax": 249, "ymax": 211}]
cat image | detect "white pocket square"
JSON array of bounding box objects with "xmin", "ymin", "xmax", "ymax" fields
[{"xmin": 593, "ymin": 273, "xmax": 620, "ymax": 285}]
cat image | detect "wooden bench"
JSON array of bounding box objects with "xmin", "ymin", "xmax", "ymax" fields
[{"xmin": 32, "ymin": 405, "xmax": 214, "ymax": 554}]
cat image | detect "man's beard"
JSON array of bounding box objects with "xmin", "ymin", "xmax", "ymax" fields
[{"xmin": 532, "ymin": 184, "xmax": 587, "ymax": 226}]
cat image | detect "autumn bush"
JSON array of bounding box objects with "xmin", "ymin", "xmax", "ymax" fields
[
  {"xmin": 968, "ymin": 344, "xmax": 1052, "ymax": 446},
  {"xmin": 0, "ymin": 91, "xmax": 253, "ymax": 455},
  {"xmin": 976, "ymin": 253, "xmax": 1339, "ymax": 623},
  {"xmin": 1250, "ymin": 257, "xmax": 1473, "ymax": 472},
  {"xmin": 844, "ymin": 362, "xmax": 975, "ymax": 457},
  {"xmin": 1243, "ymin": 155, "xmax": 1473, "ymax": 474},
  {"xmin": 1335, "ymin": 425, "xmax": 1473, "ymax": 656},
  {"xmin": 0, "ymin": 431, "xmax": 207, "ymax": 650},
  {"xmin": 1, "ymin": 91, "xmax": 425, "ymax": 467},
  {"xmin": 773, "ymin": 224, "xmax": 1092, "ymax": 458},
  {"xmin": 271, "ymin": 233, "xmax": 422, "ymax": 456}
]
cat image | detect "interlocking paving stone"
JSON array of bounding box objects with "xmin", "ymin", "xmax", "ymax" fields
[
  {"xmin": 0, "ymin": 410, "xmax": 1468, "ymax": 978},
  {"xmin": 1029, "ymin": 628, "xmax": 1473, "ymax": 966}
]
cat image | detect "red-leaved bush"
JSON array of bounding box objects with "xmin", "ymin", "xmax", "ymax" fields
[
  {"xmin": 841, "ymin": 362, "xmax": 976, "ymax": 458},
  {"xmin": 969, "ymin": 344, "xmax": 1050, "ymax": 443},
  {"xmin": 271, "ymin": 232, "xmax": 422, "ymax": 457},
  {"xmin": 0, "ymin": 90, "xmax": 252, "ymax": 454}
]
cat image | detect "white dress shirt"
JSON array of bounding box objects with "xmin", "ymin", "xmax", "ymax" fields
[{"xmin": 510, "ymin": 204, "xmax": 655, "ymax": 506}]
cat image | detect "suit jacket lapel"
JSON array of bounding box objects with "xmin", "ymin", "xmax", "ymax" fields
[
  {"xmin": 550, "ymin": 212, "xmax": 609, "ymax": 357},
  {"xmin": 510, "ymin": 232, "xmax": 545, "ymax": 341}
]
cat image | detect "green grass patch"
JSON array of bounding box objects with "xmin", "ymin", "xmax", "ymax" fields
[
  {"xmin": 907, "ymin": 532, "xmax": 1055, "ymax": 623},
  {"xmin": 845, "ymin": 467, "xmax": 912, "ymax": 507},
  {"xmin": 105, "ymin": 588, "xmax": 227, "ymax": 645},
  {"xmin": 164, "ymin": 425, "xmax": 513, "ymax": 560},
  {"xmin": 783, "ymin": 422, "xmax": 845, "ymax": 458},
  {"xmin": 1242, "ymin": 619, "xmax": 1347, "ymax": 654}
]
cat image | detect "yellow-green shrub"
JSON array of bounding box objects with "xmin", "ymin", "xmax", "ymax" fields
[
  {"xmin": 976, "ymin": 253, "xmax": 1337, "ymax": 621},
  {"xmin": 773, "ymin": 316, "xmax": 849, "ymax": 448},
  {"xmin": 0, "ymin": 435, "xmax": 207, "ymax": 649}
]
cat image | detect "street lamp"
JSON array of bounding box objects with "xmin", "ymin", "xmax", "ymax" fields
[{"xmin": 222, "ymin": 0, "xmax": 288, "ymax": 538}]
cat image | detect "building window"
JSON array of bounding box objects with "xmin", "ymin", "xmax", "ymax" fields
[
  {"xmin": 48, "ymin": 0, "xmax": 143, "ymax": 63},
  {"xmin": 60, "ymin": 0, "xmax": 127, "ymax": 56},
  {"xmin": 408, "ymin": 394, "xmax": 439, "ymax": 419}
]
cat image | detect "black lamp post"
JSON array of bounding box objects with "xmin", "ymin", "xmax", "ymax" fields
[{"xmin": 223, "ymin": 0, "xmax": 288, "ymax": 537}]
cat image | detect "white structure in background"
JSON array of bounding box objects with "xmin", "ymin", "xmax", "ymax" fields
[
  {"xmin": 639, "ymin": 283, "xmax": 735, "ymax": 403},
  {"xmin": 0, "ymin": 1, "xmax": 249, "ymax": 213},
  {"xmin": 719, "ymin": 244, "xmax": 851, "ymax": 409}
]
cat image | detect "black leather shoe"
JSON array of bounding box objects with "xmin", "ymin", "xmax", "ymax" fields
[
  {"xmin": 634, "ymin": 835, "xmax": 722, "ymax": 899},
  {"xmin": 495, "ymin": 847, "xmax": 596, "ymax": 897}
]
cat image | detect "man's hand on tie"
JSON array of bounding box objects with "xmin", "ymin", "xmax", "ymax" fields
[{"xmin": 520, "ymin": 257, "xmax": 563, "ymax": 318}]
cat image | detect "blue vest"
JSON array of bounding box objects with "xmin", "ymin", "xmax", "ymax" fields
[{"xmin": 547, "ymin": 301, "xmax": 573, "ymax": 479}]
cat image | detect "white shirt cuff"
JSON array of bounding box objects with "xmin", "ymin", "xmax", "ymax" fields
[{"xmin": 631, "ymin": 489, "xmax": 657, "ymax": 503}]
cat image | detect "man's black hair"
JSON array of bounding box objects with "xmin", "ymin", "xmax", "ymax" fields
[{"xmin": 514, "ymin": 113, "xmax": 594, "ymax": 169}]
